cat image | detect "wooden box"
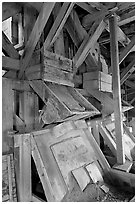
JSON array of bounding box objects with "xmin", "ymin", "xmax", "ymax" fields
[
  {"xmin": 26, "ymin": 50, "xmax": 74, "ymax": 87},
  {"xmin": 83, "ymin": 71, "xmax": 112, "ymax": 92}
]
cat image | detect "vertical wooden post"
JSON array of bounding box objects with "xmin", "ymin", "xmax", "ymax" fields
[
  {"xmin": 14, "ymin": 134, "xmax": 31, "ymax": 201},
  {"xmin": 109, "ymin": 14, "xmax": 125, "ymax": 164},
  {"xmin": 2, "ymin": 78, "xmax": 14, "ymax": 154}
]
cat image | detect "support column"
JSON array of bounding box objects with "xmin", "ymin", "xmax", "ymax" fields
[{"xmin": 109, "ymin": 14, "xmax": 125, "ymax": 164}]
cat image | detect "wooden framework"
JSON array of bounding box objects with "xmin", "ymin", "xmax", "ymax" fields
[{"xmin": 2, "ymin": 2, "xmax": 135, "ymax": 201}]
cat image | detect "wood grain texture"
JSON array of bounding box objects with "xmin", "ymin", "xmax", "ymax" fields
[{"xmin": 18, "ymin": 2, "xmax": 55, "ymax": 79}]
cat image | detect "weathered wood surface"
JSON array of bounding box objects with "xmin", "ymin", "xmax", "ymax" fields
[
  {"xmin": 31, "ymin": 120, "xmax": 110, "ymax": 201},
  {"xmin": 2, "ymin": 78, "xmax": 14, "ymax": 153},
  {"xmin": 14, "ymin": 134, "xmax": 31, "ymax": 201},
  {"xmin": 73, "ymin": 19, "xmax": 106, "ymax": 68},
  {"xmin": 2, "ymin": 2, "xmax": 22, "ymax": 21},
  {"xmin": 2, "ymin": 154, "xmax": 17, "ymax": 202},
  {"xmin": 2, "ymin": 56, "xmax": 19, "ymax": 71},
  {"xmin": 18, "ymin": 2, "xmax": 55, "ymax": 79},
  {"xmin": 44, "ymin": 2, "xmax": 74, "ymax": 50},
  {"xmin": 83, "ymin": 71, "xmax": 112, "ymax": 92},
  {"xmin": 109, "ymin": 14, "xmax": 125, "ymax": 164}
]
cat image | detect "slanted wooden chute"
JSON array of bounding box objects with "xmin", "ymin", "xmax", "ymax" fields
[{"xmin": 2, "ymin": 2, "xmax": 135, "ymax": 202}]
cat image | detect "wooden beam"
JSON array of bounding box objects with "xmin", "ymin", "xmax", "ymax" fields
[
  {"xmin": 2, "ymin": 2, "xmax": 22, "ymax": 21},
  {"xmin": 125, "ymin": 80, "xmax": 135, "ymax": 89},
  {"xmin": 83, "ymin": 10, "xmax": 135, "ymax": 30},
  {"xmin": 43, "ymin": 2, "xmax": 74, "ymax": 51},
  {"xmin": 2, "ymin": 31, "xmax": 20, "ymax": 59},
  {"xmin": 2, "ymin": 78, "xmax": 14, "ymax": 153},
  {"xmin": 109, "ymin": 14, "xmax": 125, "ymax": 164},
  {"xmin": 53, "ymin": 3, "xmax": 65, "ymax": 56},
  {"xmin": 26, "ymin": 2, "xmax": 44, "ymax": 12},
  {"xmin": 73, "ymin": 19, "xmax": 106, "ymax": 69},
  {"xmin": 120, "ymin": 60, "xmax": 135, "ymax": 85},
  {"xmin": 75, "ymin": 2, "xmax": 97, "ymax": 14},
  {"xmin": 2, "ymin": 56, "xmax": 19, "ymax": 71},
  {"xmin": 18, "ymin": 2, "xmax": 55, "ymax": 79},
  {"xmin": 119, "ymin": 35, "xmax": 135, "ymax": 64},
  {"xmin": 14, "ymin": 134, "xmax": 31, "ymax": 201}
]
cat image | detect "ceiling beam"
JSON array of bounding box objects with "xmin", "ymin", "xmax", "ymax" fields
[{"xmin": 18, "ymin": 2, "xmax": 55, "ymax": 79}]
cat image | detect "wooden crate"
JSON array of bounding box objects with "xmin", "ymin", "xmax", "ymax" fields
[
  {"xmin": 83, "ymin": 71, "xmax": 112, "ymax": 92},
  {"xmin": 26, "ymin": 50, "xmax": 74, "ymax": 87},
  {"xmin": 2, "ymin": 154, "xmax": 17, "ymax": 202}
]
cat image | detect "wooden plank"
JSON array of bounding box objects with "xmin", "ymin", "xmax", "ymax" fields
[
  {"xmin": 83, "ymin": 80, "xmax": 112, "ymax": 93},
  {"xmin": 92, "ymin": 122, "xmax": 100, "ymax": 146},
  {"xmin": 18, "ymin": 134, "xmax": 31, "ymax": 201},
  {"xmin": 2, "ymin": 2, "xmax": 22, "ymax": 21},
  {"xmin": 84, "ymin": 128, "xmax": 111, "ymax": 177},
  {"xmin": 73, "ymin": 19, "xmax": 106, "ymax": 68},
  {"xmin": 109, "ymin": 168, "xmax": 135, "ymax": 189},
  {"xmin": 84, "ymin": 85, "xmax": 114, "ymax": 115},
  {"xmin": 44, "ymin": 2, "xmax": 74, "ymax": 50},
  {"xmin": 98, "ymin": 124, "xmax": 117, "ymax": 158},
  {"xmin": 109, "ymin": 14, "xmax": 125, "ymax": 164},
  {"xmin": 72, "ymin": 167, "xmax": 90, "ymax": 191},
  {"xmin": 19, "ymin": 91, "xmax": 38, "ymax": 132},
  {"xmin": 13, "ymin": 114, "xmax": 25, "ymax": 133},
  {"xmin": 18, "ymin": 2, "xmax": 55, "ymax": 79},
  {"xmin": 47, "ymin": 83, "xmax": 85, "ymax": 112},
  {"xmin": 2, "ymin": 78, "xmax": 14, "ymax": 153},
  {"xmin": 113, "ymin": 161, "xmax": 133, "ymax": 172},
  {"xmin": 44, "ymin": 50, "xmax": 72, "ymax": 71},
  {"xmin": 43, "ymin": 68, "xmax": 74, "ymax": 87},
  {"xmin": 31, "ymin": 135, "xmax": 55, "ymax": 202},
  {"xmin": 29, "ymin": 80, "xmax": 72, "ymax": 123},
  {"xmin": 2, "ymin": 56, "xmax": 19, "ymax": 71},
  {"xmin": 123, "ymin": 123, "xmax": 135, "ymax": 143},
  {"xmin": 65, "ymin": 12, "xmax": 98, "ymax": 69},
  {"xmin": 125, "ymin": 80, "xmax": 135, "ymax": 89},
  {"xmin": 53, "ymin": 3, "xmax": 65, "ymax": 56},
  {"xmin": 12, "ymin": 80, "xmax": 31, "ymax": 92},
  {"xmin": 68, "ymin": 87, "xmax": 99, "ymax": 112},
  {"xmin": 2, "ymin": 31, "xmax": 20, "ymax": 59},
  {"xmin": 83, "ymin": 71, "xmax": 112, "ymax": 83},
  {"xmin": 120, "ymin": 60, "xmax": 135, "ymax": 85},
  {"xmin": 75, "ymin": 2, "xmax": 97, "ymax": 14},
  {"xmin": 119, "ymin": 35, "xmax": 135, "ymax": 64},
  {"xmin": 85, "ymin": 162, "xmax": 103, "ymax": 183}
]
